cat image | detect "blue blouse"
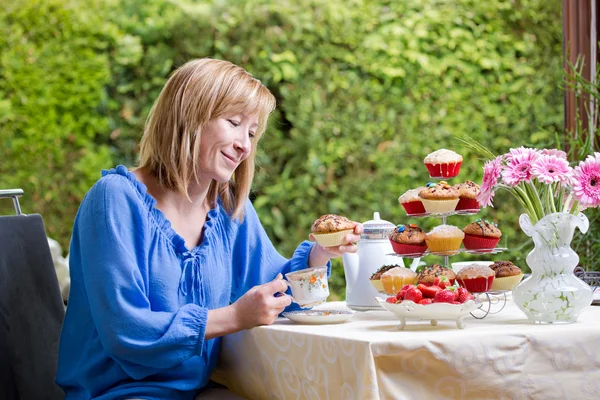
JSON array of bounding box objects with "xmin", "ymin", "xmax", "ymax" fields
[{"xmin": 56, "ymin": 166, "xmax": 321, "ymax": 400}]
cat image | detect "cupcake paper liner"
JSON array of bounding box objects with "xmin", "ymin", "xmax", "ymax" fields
[
  {"xmin": 401, "ymin": 200, "xmax": 426, "ymax": 215},
  {"xmin": 458, "ymin": 275, "xmax": 495, "ymax": 292},
  {"xmin": 491, "ymin": 273, "xmax": 524, "ymax": 291},
  {"xmin": 312, "ymin": 229, "xmax": 354, "ymax": 247},
  {"xmin": 420, "ymin": 198, "xmax": 460, "ymax": 214},
  {"xmin": 425, "ymin": 236, "xmax": 463, "ymax": 255},
  {"xmin": 425, "ymin": 161, "xmax": 462, "ymax": 178},
  {"xmin": 369, "ymin": 279, "xmax": 385, "ymax": 293},
  {"xmin": 463, "ymin": 234, "xmax": 501, "ymax": 252},
  {"xmin": 381, "ymin": 275, "xmax": 418, "ymax": 295},
  {"xmin": 390, "ymin": 240, "xmax": 428, "ymax": 256},
  {"xmin": 455, "ymin": 198, "xmax": 480, "ymax": 211}
]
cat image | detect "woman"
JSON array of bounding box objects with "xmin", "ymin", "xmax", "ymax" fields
[{"xmin": 56, "ymin": 58, "xmax": 361, "ymax": 399}]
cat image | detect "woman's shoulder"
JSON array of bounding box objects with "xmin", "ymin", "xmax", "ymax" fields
[{"xmin": 83, "ymin": 165, "xmax": 154, "ymax": 212}]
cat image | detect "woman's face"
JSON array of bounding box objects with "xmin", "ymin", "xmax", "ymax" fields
[{"xmin": 197, "ymin": 113, "xmax": 258, "ymax": 183}]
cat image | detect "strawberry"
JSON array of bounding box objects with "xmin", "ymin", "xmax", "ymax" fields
[
  {"xmin": 433, "ymin": 289, "xmax": 457, "ymax": 303},
  {"xmin": 386, "ymin": 296, "xmax": 397, "ymax": 304},
  {"xmin": 457, "ymin": 287, "xmax": 475, "ymax": 303},
  {"xmin": 417, "ymin": 283, "xmax": 442, "ymax": 298},
  {"xmin": 418, "ymin": 298, "xmax": 433, "ymax": 305},
  {"xmin": 434, "ymin": 275, "xmax": 452, "ymax": 289},
  {"xmin": 396, "ymin": 284, "xmax": 414, "ymax": 300},
  {"xmin": 404, "ymin": 286, "xmax": 423, "ymax": 303}
]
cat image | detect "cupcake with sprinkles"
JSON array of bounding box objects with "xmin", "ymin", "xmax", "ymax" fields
[
  {"xmin": 389, "ymin": 224, "xmax": 428, "ymax": 256},
  {"xmin": 462, "ymin": 219, "xmax": 502, "ymax": 252}
]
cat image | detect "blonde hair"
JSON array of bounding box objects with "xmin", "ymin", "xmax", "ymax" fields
[{"xmin": 138, "ymin": 58, "xmax": 276, "ymax": 220}]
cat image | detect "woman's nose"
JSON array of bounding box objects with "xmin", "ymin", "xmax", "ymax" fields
[{"xmin": 233, "ymin": 134, "xmax": 251, "ymax": 156}]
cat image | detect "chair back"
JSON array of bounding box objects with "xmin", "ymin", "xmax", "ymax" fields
[{"xmin": 0, "ymin": 190, "xmax": 65, "ymax": 400}]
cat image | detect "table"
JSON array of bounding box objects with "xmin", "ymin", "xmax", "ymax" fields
[{"xmin": 213, "ymin": 299, "xmax": 600, "ymax": 400}]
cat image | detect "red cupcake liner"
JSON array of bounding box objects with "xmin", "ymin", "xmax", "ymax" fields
[
  {"xmin": 425, "ymin": 161, "xmax": 462, "ymax": 179},
  {"xmin": 390, "ymin": 240, "xmax": 428, "ymax": 256},
  {"xmin": 457, "ymin": 276, "xmax": 494, "ymax": 292},
  {"xmin": 463, "ymin": 234, "xmax": 500, "ymax": 252},
  {"xmin": 401, "ymin": 200, "xmax": 426, "ymax": 215},
  {"xmin": 455, "ymin": 198, "xmax": 480, "ymax": 211}
]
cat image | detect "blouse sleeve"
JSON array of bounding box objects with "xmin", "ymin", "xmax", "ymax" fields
[
  {"xmin": 74, "ymin": 177, "xmax": 207, "ymax": 379},
  {"xmin": 230, "ymin": 199, "xmax": 331, "ymax": 302}
]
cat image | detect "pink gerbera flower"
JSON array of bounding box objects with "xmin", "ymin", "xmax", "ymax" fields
[
  {"xmin": 505, "ymin": 147, "xmax": 540, "ymax": 163},
  {"xmin": 530, "ymin": 154, "xmax": 572, "ymax": 185},
  {"xmin": 541, "ymin": 149, "xmax": 568, "ymax": 159},
  {"xmin": 502, "ymin": 152, "xmax": 538, "ymax": 186},
  {"xmin": 572, "ymin": 154, "xmax": 600, "ymax": 208},
  {"xmin": 477, "ymin": 156, "xmax": 503, "ymax": 207}
]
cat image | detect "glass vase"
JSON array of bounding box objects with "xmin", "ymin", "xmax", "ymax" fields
[{"xmin": 512, "ymin": 212, "xmax": 593, "ymax": 323}]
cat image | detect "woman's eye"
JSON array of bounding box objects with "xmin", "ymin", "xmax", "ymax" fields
[
  {"xmin": 228, "ymin": 119, "xmax": 240, "ymax": 127},
  {"xmin": 249, "ymin": 132, "xmax": 256, "ymax": 139}
]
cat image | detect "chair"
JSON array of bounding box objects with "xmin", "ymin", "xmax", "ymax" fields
[{"xmin": 0, "ymin": 189, "xmax": 65, "ymax": 399}]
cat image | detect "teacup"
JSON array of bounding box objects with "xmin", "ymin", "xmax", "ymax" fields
[{"xmin": 285, "ymin": 266, "xmax": 329, "ymax": 308}]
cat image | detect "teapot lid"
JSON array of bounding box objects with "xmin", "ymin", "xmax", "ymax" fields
[{"xmin": 361, "ymin": 212, "xmax": 395, "ymax": 240}]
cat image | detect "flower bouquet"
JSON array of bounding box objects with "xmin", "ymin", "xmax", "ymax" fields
[{"xmin": 459, "ymin": 137, "xmax": 600, "ymax": 323}]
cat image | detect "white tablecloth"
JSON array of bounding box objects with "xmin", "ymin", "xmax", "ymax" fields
[{"xmin": 213, "ymin": 299, "xmax": 600, "ymax": 400}]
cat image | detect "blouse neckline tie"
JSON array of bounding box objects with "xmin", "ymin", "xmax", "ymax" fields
[{"xmin": 178, "ymin": 251, "xmax": 205, "ymax": 305}]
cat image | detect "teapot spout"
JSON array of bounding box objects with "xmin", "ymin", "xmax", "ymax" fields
[{"xmin": 342, "ymin": 252, "xmax": 359, "ymax": 287}]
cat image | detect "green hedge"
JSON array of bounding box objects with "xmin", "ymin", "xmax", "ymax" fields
[{"xmin": 1, "ymin": 0, "xmax": 574, "ymax": 299}]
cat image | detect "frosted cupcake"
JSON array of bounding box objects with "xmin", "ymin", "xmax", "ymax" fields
[
  {"xmin": 425, "ymin": 224, "xmax": 464, "ymax": 255},
  {"xmin": 423, "ymin": 149, "xmax": 463, "ymax": 178},
  {"xmin": 369, "ymin": 264, "xmax": 402, "ymax": 293},
  {"xmin": 381, "ymin": 267, "xmax": 418, "ymax": 295},
  {"xmin": 311, "ymin": 214, "xmax": 355, "ymax": 247},
  {"xmin": 398, "ymin": 187, "xmax": 426, "ymax": 215},
  {"xmin": 419, "ymin": 182, "xmax": 460, "ymax": 214},
  {"xmin": 489, "ymin": 261, "xmax": 524, "ymax": 291},
  {"xmin": 457, "ymin": 264, "xmax": 495, "ymax": 292},
  {"xmin": 453, "ymin": 180, "xmax": 481, "ymax": 211}
]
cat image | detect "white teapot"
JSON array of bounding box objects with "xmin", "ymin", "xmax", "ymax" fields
[{"xmin": 342, "ymin": 212, "xmax": 420, "ymax": 311}]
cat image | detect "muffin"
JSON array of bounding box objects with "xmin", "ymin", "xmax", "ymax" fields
[
  {"xmin": 369, "ymin": 264, "xmax": 401, "ymax": 292},
  {"xmin": 311, "ymin": 214, "xmax": 355, "ymax": 247},
  {"xmin": 425, "ymin": 224, "xmax": 464, "ymax": 255},
  {"xmin": 398, "ymin": 187, "xmax": 426, "ymax": 215},
  {"xmin": 423, "ymin": 149, "xmax": 463, "ymax": 178},
  {"xmin": 489, "ymin": 261, "xmax": 524, "ymax": 291},
  {"xmin": 389, "ymin": 224, "xmax": 428, "ymax": 255},
  {"xmin": 453, "ymin": 180, "xmax": 481, "ymax": 211},
  {"xmin": 463, "ymin": 219, "xmax": 502, "ymax": 252},
  {"xmin": 457, "ymin": 264, "xmax": 495, "ymax": 292},
  {"xmin": 416, "ymin": 264, "xmax": 456, "ymax": 286},
  {"xmin": 381, "ymin": 267, "xmax": 418, "ymax": 295},
  {"xmin": 419, "ymin": 181, "xmax": 460, "ymax": 214}
]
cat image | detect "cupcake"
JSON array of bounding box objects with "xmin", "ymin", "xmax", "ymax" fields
[
  {"xmin": 463, "ymin": 219, "xmax": 502, "ymax": 252},
  {"xmin": 311, "ymin": 214, "xmax": 355, "ymax": 247},
  {"xmin": 389, "ymin": 224, "xmax": 428, "ymax": 256},
  {"xmin": 416, "ymin": 264, "xmax": 456, "ymax": 286},
  {"xmin": 453, "ymin": 180, "xmax": 481, "ymax": 211},
  {"xmin": 398, "ymin": 187, "xmax": 426, "ymax": 215},
  {"xmin": 425, "ymin": 224, "xmax": 464, "ymax": 255},
  {"xmin": 457, "ymin": 264, "xmax": 495, "ymax": 292},
  {"xmin": 423, "ymin": 149, "xmax": 463, "ymax": 178},
  {"xmin": 489, "ymin": 261, "xmax": 524, "ymax": 291},
  {"xmin": 419, "ymin": 182, "xmax": 460, "ymax": 214},
  {"xmin": 369, "ymin": 264, "xmax": 401, "ymax": 292},
  {"xmin": 381, "ymin": 267, "xmax": 418, "ymax": 295}
]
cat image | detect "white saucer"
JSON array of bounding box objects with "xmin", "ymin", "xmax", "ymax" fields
[{"xmin": 282, "ymin": 309, "xmax": 355, "ymax": 325}]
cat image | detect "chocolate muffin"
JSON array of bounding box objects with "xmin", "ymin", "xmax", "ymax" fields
[
  {"xmin": 489, "ymin": 261, "xmax": 524, "ymax": 291},
  {"xmin": 463, "ymin": 219, "xmax": 502, "ymax": 252},
  {"xmin": 416, "ymin": 264, "xmax": 457, "ymax": 286},
  {"xmin": 453, "ymin": 180, "xmax": 481, "ymax": 211},
  {"xmin": 418, "ymin": 181, "xmax": 460, "ymax": 214}
]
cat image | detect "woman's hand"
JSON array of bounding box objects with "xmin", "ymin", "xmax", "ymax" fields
[
  {"xmin": 308, "ymin": 222, "xmax": 363, "ymax": 267},
  {"xmin": 231, "ymin": 273, "xmax": 292, "ymax": 330}
]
